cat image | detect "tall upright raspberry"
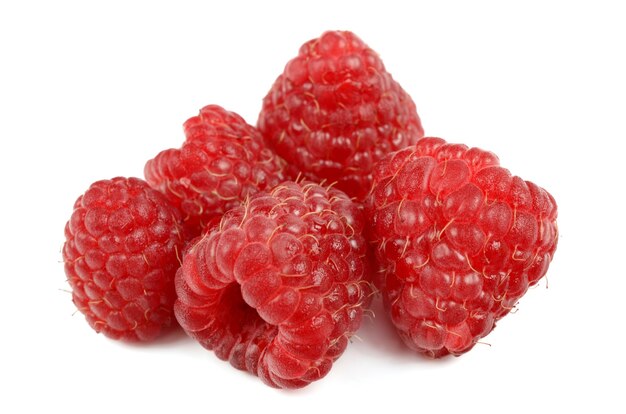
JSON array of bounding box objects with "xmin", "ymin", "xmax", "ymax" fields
[
  {"xmin": 63, "ymin": 177, "xmax": 184, "ymax": 341},
  {"xmin": 145, "ymin": 105, "xmax": 286, "ymax": 237},
  {"xmin": 258, "ymin": 30, "xmax": 424, "ymax": 201},
  {"xmin": 175, "ymin": 181, "xmax": 372, "ymax": 388},
  {"xmin": 366, "ymin": 138, "xmax": 558, "ymax": 357}
]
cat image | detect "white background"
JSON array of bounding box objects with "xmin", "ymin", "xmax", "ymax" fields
[{"xmin": 1, "ymin": 1, "xmax": 624, "ymax": 412}]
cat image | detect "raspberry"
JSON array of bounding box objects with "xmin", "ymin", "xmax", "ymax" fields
[
  {"xmin": 257, "ymin": 30, "xmax": 424, "ymax": 201},
  {"xmin": 366, "ymin": 138, "xmax": 558, "ymax": 357},
  {"xmin": 145, "ymin": 105, "xmax": 286, "ymax": 237},
  {"xmin": 63, "ymin": 177, "xmax": 184, "ymax": 341},
  {"xmin": 174, "ymin": 181, "xmax": 372, "ymax": 388}
]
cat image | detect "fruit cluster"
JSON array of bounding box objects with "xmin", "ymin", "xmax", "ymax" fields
[{"xmin": 63, "ymin": 30, "xmax": 558, "ymax": 388}]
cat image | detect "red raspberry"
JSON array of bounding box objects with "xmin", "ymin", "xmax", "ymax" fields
[
  {"xmin": 257, "ymin": 30, "xmax": 424, "ymax": 201},
  {"xmin": 63, "ymin": 177, "xmax": 185, "ymax": 341},
  {"xmin": 145, "ymin": 105, "xmax": 286, "ymax": 237},
  {"xmin": 366, "ymin": 138, "xmax": 558, "ymax": 357},
  {"xmin": 175, "ymin": 181, "xmax": 372, "ymax": 388}
]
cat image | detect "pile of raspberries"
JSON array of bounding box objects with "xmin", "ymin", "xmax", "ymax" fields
[{"xmin": 63, "ymin": 30, "xmax": 558, "ymax": 389}]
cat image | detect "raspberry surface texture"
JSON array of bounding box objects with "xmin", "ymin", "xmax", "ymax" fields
[
  {"xmin": 366, "ymin": 138, "xmax": 558, "ymax": 357},
  {"xmin": 145, "ymin": 105, "xmax": 286, "ymax": 237},
  {"xmin": 63, "ymin": 177, "xmax": 184, "ymax": 341},
  {"xmin": 175, "ymin": 180, "xmax": 372, "ymax": 388},
  {"xmin": 257, "ymin": 30, "xmax": 424, "ymax": 201}
]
